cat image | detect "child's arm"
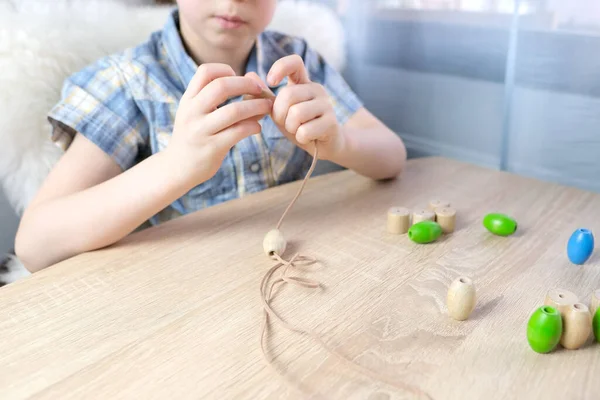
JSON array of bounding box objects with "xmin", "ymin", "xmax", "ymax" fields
[
  {"xmin": 329, "ymin": 107, "xmax": 407, "ymax": 180},
  {"xmin": 15, "ymin": 64, "xmax": 272, "ymax": 273},
  {"xmin": 16, "ymin": 136, "xmax": 194, "ymax": 273}
]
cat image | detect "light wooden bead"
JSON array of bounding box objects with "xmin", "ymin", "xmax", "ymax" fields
[
  {"xmin": 434, "ymin": 207, "xmax": 456, "ymax": 233},
  {"xmin": 428, "ymin": 199, "xmax": 450, "ymax": 211},
  {"xmin": 561, "ymin": 303, "xmax": 592, "ymax": 350},
  {"xmin": 387, "ymin": 207, "xmax": 411, "ymax": 234},
  {"xmin": 544, "ymin": 288, "xmax": 579, "ymax": 317},
  {"xmin": 447, "ymin": 277, "xmax": 476, "ymax": 321},
  {"xmin": 263, "ymin": 229, "xmax": 286, "ymax": 257},
  {"xmin": 590, "ymin": 289, "xmax": 600, "ymax": 316},
  {"xmin": 412, "ymin": 209, "xmax": 435, "ymax": 225}
]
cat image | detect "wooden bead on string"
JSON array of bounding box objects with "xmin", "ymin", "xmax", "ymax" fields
[
  {"xmin": 590, "ymin": 289, "xmax": 600, "ymax": 316},
  {"xmin": 412, "ymin": 209, "xmax": 435, "ymax": 225},
  {"xmin": 387, "ymin": 207, "xmax": 410, "ymax": 234},
  {"xmin": 447, "ymin": 276, "xmax": 476, "ymax": 321},
  {"xmin": 434, "ymin": 207, "xmax": 456, "ymax": 233},
  {"xmin": 544, "ymin": 288, "xmax": 578, "ymax": 317},
  {"xmin": 258, "ymin": 141, "xmax": 433, "ymax": 399},
  {"xmin": 263, "ymin": 229, "xmax": 287, "ymax": 257},
  {"xmin": 428, "ymin": 199, "xmax": 450, "ymax": 211},
  {"xmin": 561, "ymin": 303, "xmax": 592, "ymax": 350}
]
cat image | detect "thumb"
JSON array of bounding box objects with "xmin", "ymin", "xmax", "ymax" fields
[{"xmin": 244, "ymin": 74, "xmax": 292, "ymax": 140}]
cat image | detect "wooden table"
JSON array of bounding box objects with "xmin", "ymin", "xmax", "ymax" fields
[{"xmin": 1, "ymin": 157, "xmax": 599, "ymax": 399}]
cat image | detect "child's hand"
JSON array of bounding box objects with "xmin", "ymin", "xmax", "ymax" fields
[
  {"xmin": 168, "ymin": 63, "xmax": 273, "ymax": 185},
  {"xmin": 249, "ymin": 55, "xmax": 344, "ymax": 161}
]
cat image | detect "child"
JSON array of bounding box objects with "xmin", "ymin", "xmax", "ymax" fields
[{"xmin": 15, "ymin": 0, "xmax": 407, "ymax": 272}]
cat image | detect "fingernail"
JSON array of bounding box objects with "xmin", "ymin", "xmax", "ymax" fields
[{"xmin": 267, "ymin": 73, "xmax": 275, "ymax": 86}]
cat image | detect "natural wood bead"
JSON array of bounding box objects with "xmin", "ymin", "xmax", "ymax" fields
[
  {"xmin": 544, "ymin": 288, "xmax": 579, "ymax": 317},
  {"xmin": 412, "ymin": 209, "xmax": 435, "ymax": 225},
  {"xmin": 387, "ymin": 207, "xmax": 410, "ymax": 234},
  {"xmin": 590, "ymin": 289, "xmax": 600, "ymax": 317},
  {"xmin": 263, "ymin": 229, "xmax": 286, "ymax": 257},
  {"xmin": 561, "ymin": 303, "xmax": 592, "ymax": 350},
  {"xmin": 434, "ymin": 207, "xmax": 456, "ymax": 233},
  {"xmin": 428, "ymin": 199, "xmax": 450, "ymax": 211},
  {"xmin": 447, "ymin": 277, "xmax": 476, "ymax": 321}
]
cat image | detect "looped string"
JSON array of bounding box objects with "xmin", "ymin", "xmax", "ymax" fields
[{"xmin": 259, "ymin": 142, "xmax": 431, "ymax": 399}]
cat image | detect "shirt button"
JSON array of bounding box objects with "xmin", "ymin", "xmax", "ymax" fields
[{"xmin": 250, "ymin": 163, "xmax": 261, "ymax": 173}]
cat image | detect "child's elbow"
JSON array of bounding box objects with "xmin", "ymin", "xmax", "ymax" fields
[
  {"xmin": 15, "ymin": 229, "xmax": 35, "ymax": 273},
  {"xmin": 14, "ymin": 221, "xmax": 50, "ymax": 274},
  {"xmin": 381, "ymin": 138, "xmax": 407, "ymax": 180},
  {"xmin": 392, "ymin": 143, "xmax": 407, "ymax": 177}
]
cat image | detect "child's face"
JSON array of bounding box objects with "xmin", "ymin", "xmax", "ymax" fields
[{"xmin": 177, "ymin": 0, "xmax": 276, "ymax": 49}]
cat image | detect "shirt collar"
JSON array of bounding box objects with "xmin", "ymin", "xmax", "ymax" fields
[
  {"xmin": 162, "ymin": 9, "xmax": 195, "ymax": 89},
  {"xmin": 162, "ymin": 9, "xmax": 287, "ymax": 91}
]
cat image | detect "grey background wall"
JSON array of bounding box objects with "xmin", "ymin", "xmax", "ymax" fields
[
  {"xmin": 353, "ymin": 66, "xmax": 600, "ymax": 193},
  {"xmin": 0, "ymin": 190, "xmax": 19, "ymax": 255},
  {"xmin": 343, "ymin": 1, "xmax": 600, "ymax": 194}
]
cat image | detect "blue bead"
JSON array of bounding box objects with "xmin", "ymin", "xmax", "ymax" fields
[{"xmin": 567, "ymin": 228, "xmax": 594, "ymax": 265}]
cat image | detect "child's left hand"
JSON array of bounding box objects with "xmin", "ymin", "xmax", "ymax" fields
[{"xmin": 246, "ymin": 55, "xmax": 344, "ymax": 161}]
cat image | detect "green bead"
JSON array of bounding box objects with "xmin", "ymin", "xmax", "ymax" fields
[
  {"xmin": 408, "ymin": 221, "xmax": 442, "ymax": 244},
  {"xmin": 593, "ymin": 308, "xmax": 600, "ymax": 342},
  {"xmin": 483, "ymin": 213, "xmax": 517, "ymax": 236},
  {"xmin": 527, "ymin": 306, "xmax": 562, "ymax": 353}
]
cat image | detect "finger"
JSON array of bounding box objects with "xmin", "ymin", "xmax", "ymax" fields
[
  {"xmin": 184, "ymin": 63, "xmax": 235, "ymax": 99},
  {"xmin": 267, "ymin": 54, "xmax": 310, "ymax": 86},
  {"xmin": 284, "ymin": 98, "xmax": 328, "ymax": 135},
  {"xmin": 295, "ymin": 113, "xmax": 337, "ymax": 145},
  {"xmin": 201, "ymin": 98, "xmax": 272, "ymax": 135},
  {"xmin": 245, "ymin": 71, "xmax": 267, "ymax": 89},
  {"xmin": 272, "ymin": 84, "xmax": 317, "ymax": 127},
  {"xmin": 213, "ymin": 119, "xmax": 262, "ymax": 149},
  {"xmin": 243, "ymin": 72, "xmax": 276, "ymax": 100},
  {"xmin": 242, "ymin": 88, "xmax": 276, "ymax": 101},
  {"xmin": 195, "ymin": 76, "xmax": 263, "ymax": 112},
  {"xmin": 249, "ymin": 114, "xmax": 266, "ymax": 122}
]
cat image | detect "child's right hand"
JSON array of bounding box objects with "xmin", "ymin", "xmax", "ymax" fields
[{"xmin": 167, "ymin": 63, "xmax": 273, "ymax": 186}]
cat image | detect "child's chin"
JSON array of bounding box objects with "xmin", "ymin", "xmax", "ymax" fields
[{"xmin": 212, "ymin": 32, "xmax": 253, "ymax": 48}]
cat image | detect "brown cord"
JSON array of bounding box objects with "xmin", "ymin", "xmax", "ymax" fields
[
  {"xmin": 275, "ymin": 144, "xmax": 319, "ymax": 231},
  {"xmin": 260, "ymin": 142, "xmax": 432, "ymax": 399}
]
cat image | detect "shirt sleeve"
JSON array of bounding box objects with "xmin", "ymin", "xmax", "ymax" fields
[
  {"xmin": 301, "ymin": 40, "xmax": 364, "ymax": 126},
  {"xmin": 47, "ymin": 57, "xmax": 149, "ymax": 171}
]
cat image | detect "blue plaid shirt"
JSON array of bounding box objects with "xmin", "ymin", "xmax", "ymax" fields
[{"xmin": 48, "ymin": 9, "xmax": 363, "ymax": 225}]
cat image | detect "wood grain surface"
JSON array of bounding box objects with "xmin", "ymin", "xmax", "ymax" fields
[{"xmin": 1, "ymin": 157, "xmax": 599, "ymax": 400}]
